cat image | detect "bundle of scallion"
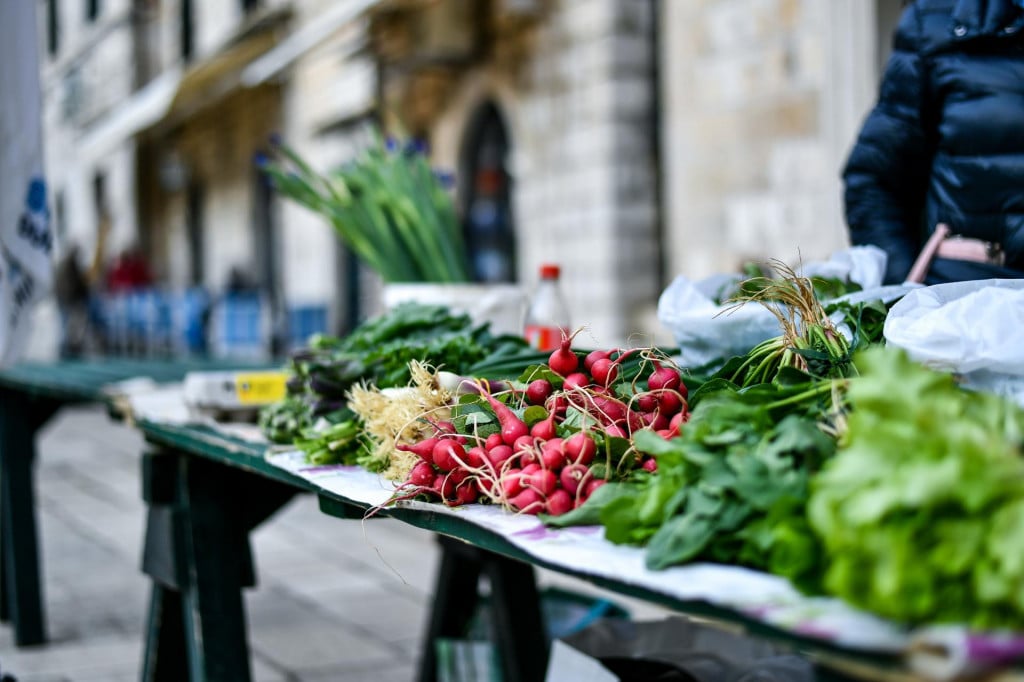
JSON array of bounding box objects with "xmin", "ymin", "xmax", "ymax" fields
[
  {"xmin": 721, "ymin": 262, "xmax": 855, "ymax": 386},
  {"xmin": 261, "ymin": 135, "xmax": 472, "ymax": 283}
]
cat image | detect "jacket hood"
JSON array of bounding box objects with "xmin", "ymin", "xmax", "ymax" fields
[{"xmin": 952, "ymin": 0, "xmax": 1021, "ymax": 33}]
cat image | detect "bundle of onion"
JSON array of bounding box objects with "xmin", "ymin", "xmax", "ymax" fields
[{"xmin": 724, "ymin": 262, "xmax": 854, "ymax": 387}]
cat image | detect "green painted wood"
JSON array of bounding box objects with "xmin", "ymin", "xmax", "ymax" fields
[
  {"xmin": 0, "ymin": 357, "xmax": 278, "ymax": 403},
  {"xmin": 140, "ymin": 420, "xmax": 312, "ymax": 491},
  {"xmin": 142, "ymin": 451, "xmax": 178, "ymax": 505},
  {"xmin": 0, "ymin": 394, "xmax": 46, "ymax": 645},
  {"xmin": 140, "ymin": 442, "xmax": 298, "ymax": 682},
  {"xmin": 177, "ymin": 455, "xmax": 253, "ymax": 682},
  {"xmin": 418, "ymin": 536, "xmax": 484, "ymax": 682},
  {"xmin": 484, "ymin": 547, "xmax": 548, "ymax": 682},
  {"xmin": 141, "ymin": 585, "xmax": 188, "ymax": 682}
]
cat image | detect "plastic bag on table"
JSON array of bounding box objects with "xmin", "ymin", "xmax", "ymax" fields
[
  {"xmin": 657, "ymin": 246, "xmax": 888, "ymax": 369},
  {"xmin": 545, "ymin": 616, "xmax": 816, "ymax": 682},
  {"xmin": 883, "ymin": 279, "xmax": 1024, "ymax": 405}
]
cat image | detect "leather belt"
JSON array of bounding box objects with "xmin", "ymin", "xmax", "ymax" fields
[{"xmin": 906, "ymin": 223, "xmax": 1006, "ymax": 283}]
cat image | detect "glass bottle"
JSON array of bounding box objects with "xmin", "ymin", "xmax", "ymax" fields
[{"xmin": 523, "ymin": 263, "xmax": 571, "ymax": 351}]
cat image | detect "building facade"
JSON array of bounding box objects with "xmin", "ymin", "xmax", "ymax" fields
[{"xmin": 37, "ymin": 0, "xmax": 905, "ymax": 355}]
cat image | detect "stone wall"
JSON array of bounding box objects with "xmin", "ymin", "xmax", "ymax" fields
[
  {"xmin": 660, "ymin": 0, "xmax": 884, "ymax": 283},
  {"xmin": 430, "ymin": 0, "xmax": 660, "ymax": 347}
]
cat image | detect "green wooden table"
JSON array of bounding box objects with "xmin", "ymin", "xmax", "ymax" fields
[
  {"xmin": 0, "ymin": 357, "xmax": 268, "ymax": 646},
  {"xmin": 137, "ymin": 419, "xmax": 550, "ymax": 682},
  {"xmin": 135, "ymin": 419, "xmax": 928, "ymax": 682}
]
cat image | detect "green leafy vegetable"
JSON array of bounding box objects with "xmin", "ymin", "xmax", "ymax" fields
[{"xmin": 803, "ymin": 347, "xmax": 1024, "ymax": 627}]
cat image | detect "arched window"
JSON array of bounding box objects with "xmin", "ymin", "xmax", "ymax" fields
[{"xmin": 459, "ymin": 101, "xmax": 516, "ymax": 283}]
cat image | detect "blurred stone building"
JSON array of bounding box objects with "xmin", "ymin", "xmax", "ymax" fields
[{"xmin": 38, "ymin": 0, "xmax": 905, "ymax": 349}]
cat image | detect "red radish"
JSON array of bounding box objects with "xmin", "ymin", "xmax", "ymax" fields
[
  {"xmin": 478, "ymin": 477, "xmax": 495, "ymax": 495},
  {"xmin": 564, "ymin": 432, "xmax": 596, "ymax": 465},
  {"xmin": 559, "ymin": 463, "xmax": 588, "ymax": 495},
  {"xmin": 541, "ymin": 445, "xmax": 566, "ymax": 470},
  {"xmin": 589, "ymin": 395, "xmax": 625, "ymax": 422},
  {"xmin": 563, "ymin": 373, "xmax": 590, "ymax": 391},
  {"xmin": 642, "ymin": 457, "xmax": 658, "ymax": 472},
  {"xmin": 526, "ymin": 379, "xmax": 553, "ymax": 406},
  {"xmin": 426, "ymin": 418, "xmax": 457, "ymax": 435},
  {"xmin": 546, "ymin": 395, "xmax": 568, "ymax": 417},
  {"xmin": 486, "ymin": 444, "xmax": 514, "ymax": 468},
  {"xmin": 548, "ymin": 334, "xmax": 580, "ymax": 377},
  {"xmin": 648, "ymin": 366, "xmax": 682, "ymax": 392},
  {"xmin": 590, "ymin": 358, "xmax": 619, "ymax": 387},
  {"xmin": 511, "ymin": 488, "xmax": 544, "ymax": 514},
  {"xmin": 645, "ymin": 412, "xmax": 669, "ymax": 431},
  {"xmin": 658, "ymin": 391, "xmax": 683, "ymax": 415},
  {"xmin": 584, "ymin": 478, "xmax": 606, "ymax": 496},
  {"xmin": 440, "ymin": 470, "xmax": 467, "ymax": 499},
  {"xmin": 408, "ymin": 461, "xmax": 435, "ymax": 487},
  {"xmin": 546, "ymin": 489, "xmax": 573, "ymax": 516},
  {"xmin": 466, "ymin": 446, "xmax": 487, "ymax": 468},
  {"xmin": 584, "ymin": 349, "xmax": 612, "ymax": 372},
  {"xmin": 396, "ymin": 437, "xmax": 439, "ymax": 463},
  {"xmin": 502, "ymin": 468, "xmax": 524, "ymax": 497},
  {"xmin": 485, "ymin": 433, "xmax": 504, "ymax": 450},
  {"xmin": 529, "ymin": 469, "xmax": 558, "ymax": 496},
  {"xmin": 513, "ymin": 434, "xmax": 535, "ymax": 453},
  {"xmin": 541, "ymin": 436, "xmax": 564, "ymax": 456},
  {"xmin": 636, "ymin": 393, "xmax": 659, "ymax": 413},
  {"xmin": 656, "ymin": 428, "xmax": 677, "ymax": 439},
  {"xmin": 605, "ymin": 424, "xmax": 627, "ymax": 438},
  {"xmin": 482, "ymin": 391, "xmax": 530, "ymax": 445},
  {"xmin": 432, "ymin": 440, "xmax": 465, "ymax": 472},
  {"xmin": 670, "ymin": 412, "xmax": 686, "ymax": 432},
  {"xmin": 455, "ymin": 482, "xmax": 478, "ymax": 505},
  {"xmin": 531, "ymin": 413, "xmax": 557, "ymax": 440}
]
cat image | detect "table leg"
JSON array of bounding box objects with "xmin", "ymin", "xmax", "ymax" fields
[
  {"xmin": 0, "ymin": 396, "xmax": 51, "ymax": 646},
  {"xmin": 485, "ymin": 552, "xmax": 548, "ymax": 682},
  {"xmin": 140, "ymin": 448, "xmax": 297, "ymax": 682},
  {"xmin": 417, "ymin": 536, "xmax": 484, "ymax": 682},
  {"xmin": 141, "ymin": 584, "xmax": 187, "ymax": 681},
  {"xmin": 419, "ymin": 536, "xmax": 547, "ymax": 682}
]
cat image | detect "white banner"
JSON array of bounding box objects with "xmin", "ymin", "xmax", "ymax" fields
[{"xmin": 0, "ymin": 2, "xmax": 52, "ymax": 365}]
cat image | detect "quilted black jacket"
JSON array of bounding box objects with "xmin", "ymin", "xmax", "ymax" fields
[{"xmin": 843, "ymin": 0, "xmax": 1024, "ymax": 284}]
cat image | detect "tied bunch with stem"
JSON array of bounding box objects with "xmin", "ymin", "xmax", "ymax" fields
[
  {"xmin": 261, "ymin": 134, "xmax": 472, "ymax": 283},
  {"xmin": 723, "ymin": 260, "xmax": 854, "ymax": 387}
]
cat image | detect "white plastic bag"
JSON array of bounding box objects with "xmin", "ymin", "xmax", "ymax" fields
[
  {"xmin": 884, "ymin": 279, "xmax": 1024, "ymax": 404},
  {"xmin": 657, "ymin": 246, "xmax": 889, "ymax": 368}
]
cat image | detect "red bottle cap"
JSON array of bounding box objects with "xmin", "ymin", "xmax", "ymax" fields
[{"xmin": 539, "ymin": 264, "xmax": 560, "ymax": 279}]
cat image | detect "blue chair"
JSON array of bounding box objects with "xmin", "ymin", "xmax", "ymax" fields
[
  {"xmin": 287, "ymin": 304, "xmax": 329, "ymax": 350},
  {"xmin": 210, "ymin": 293, "xmax": 270, "ymax": 359}
]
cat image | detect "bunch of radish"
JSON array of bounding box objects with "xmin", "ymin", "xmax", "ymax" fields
[{"xmin": 393, "ymin": 334, "xmax": 689, "ymax": 515}]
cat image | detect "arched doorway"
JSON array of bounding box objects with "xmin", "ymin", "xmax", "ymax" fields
[{"xmin": 459, "ymin": 101, "xmax": 516, "ymax": 283}]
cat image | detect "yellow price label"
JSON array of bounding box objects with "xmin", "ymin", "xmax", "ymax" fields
[{"xmin": 234, "ymin": 372, "xmax": 288, "ymax": 405}]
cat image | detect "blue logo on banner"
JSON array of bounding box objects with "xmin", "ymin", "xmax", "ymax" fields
[{"xmin": 17, "ymin": 176, "xmax": 51, "ymax": 254}]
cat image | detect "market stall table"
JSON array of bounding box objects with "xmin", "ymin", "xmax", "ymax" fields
[
  {"xmin": 124, "ymin": 395, "xmax": 1011, "ymax": 682},
  {"xmin": 0, "ymin": 358, "xmax": 265, "ymax": 646}
]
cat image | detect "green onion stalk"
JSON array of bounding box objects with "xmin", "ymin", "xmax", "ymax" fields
[
  {"xmin": 260, "ymin": 134, "xmax": 473, "ymax": 284},
  {"xmin": 725, "ymin": 261, "xmax": 855, "ymax": 386}
]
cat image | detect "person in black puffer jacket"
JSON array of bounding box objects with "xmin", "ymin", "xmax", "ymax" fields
[{"xmin": 843, "ymin": 0, "xmax": 1024, "ymax": 284}]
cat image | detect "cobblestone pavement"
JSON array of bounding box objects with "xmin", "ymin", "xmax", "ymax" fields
[{"xmin": 0, "ymin": 406, "xmax": 672, "ymax": 681}]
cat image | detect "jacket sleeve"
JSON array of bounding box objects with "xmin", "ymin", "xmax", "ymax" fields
[{"xmin": 843, "ymin": 3, "xmax": 933, "ymax": 284}]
